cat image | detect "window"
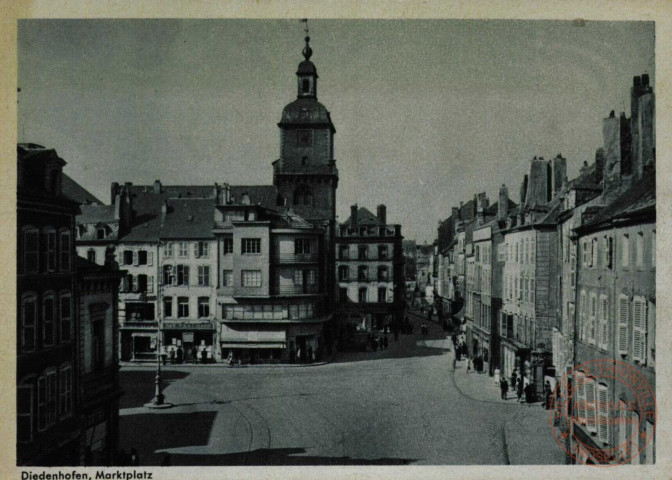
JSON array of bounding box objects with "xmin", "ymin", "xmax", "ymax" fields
[
  {"xmin": 622, "ymin": 234, "xmax": 630, "ymax": 267},
  {"xmin": 222, "ymin": 270, "xmax": 233, "ymax": 287},
  {"xmin": 164, "ymin": 297, "xmax": 173, "ymax": 317},
  {"xmin": 338, "ymin": 245, "xmax": 349, "ymax": 260},
  {"xmin": 378, "ymin": 287, "xmax": 387, "ymax": 303},
  {"xmin": 599, "ymin": 295, "xmax": 608, "ymax": 350},
  {"xmin": 198, "ymin": 297, "xmax": 210, "ymax": 318},
  {"xmin": 138, "ymin": 250, "xmax": 148, "ymax": 265},
  {"xmin": 46, "ymin": 229, "xmax": 57, "ymax": 271},
  {"xmin": 177, "ymin": 297, "xmax": 189, "ymax": 318},
  {"xmin": 579, "ymin": 290, "xmax": 587, "ymax": 341},
  {"xmin": 87, "ymin": 249, "xmax": 96, "ymax": 263},
  {"xmin": 651, "ymin": 230, "xmax": 656, "ymax": 268},
  {"xmin": 178, "ymin": 242, "xmax": 189, "ymax": 258},
  {"xmin": 597, "ymin": 383, "xmax": 609, "ymax": 444},
  {"xmin": 302, "ymin": 79, "xmax": 310, "ymax": 93},
  {"xmin": 223, "ymin": 238, "xmax": 233, "ymax": 254},
  {"xmin": 358, "ymin": 288, "xmax": 367, "ymax": 303},
  {"xmin": 241, "ymin": 238, "xmax": 261, "ymax": 254},
  {"xmin": 60, "ymin": 231, "xmax": 72, "ymax": 271},
  {"xmin": 378, "ymin": 266, "xmax": 389, "ymax": 281},
  {"xmin": 21, "ymin": 294, "xmax": 37, "ymax": 352},
  {"xmin": 358, "ymin": 265, "xmax": 368, "ymax": 281},
  {"xmin": 293, "ymin": 185, "xmax": 313, "ymax": 206},
  {"xmin": 633, "ymin": 296, "xmax": 647, "ymax": 364},
  {"xmin": 515, "ymin": 242, "xmax": 519, "ymax": 262},
  {"xmin": 241, "ymin": 270, "xmax": 262, "ymax": 287},
  {"xmin": 147, "ymin": 275, "xmax": 154, "ymax": 294},
  {"xmin": 575, "ymin": 371, "xmax": 586, "ymax": 426},
  {"xmin": 60, "ymin": 293, "xmax": 71, "ymax": 342},
  {"xmin": 636, "ymin": 233, "xmax": 644, "ymax": 268},
  {"xmin": 37, "ymin": 376, "xmax": 47, "ymax": 431},
  {"xmin": 338, "ymin": 265, "xmax": 349, "ymax": 281},
  {"xmin": 295, "ymin": 238, "xmax": 312, "ymax": 254},
  {"xmin": 617, "ymin": 294, "xmax": 629, "ymax": 356},
  {"xmin": 378, "ymin": 245, "xmax": 389, "ymax": 259},
  {"xmin": 339, "ymin": 288, "xmax": 348, "ymax": 303},
  {"xmin": 585, "ymin": 378, "xmax": 597, "ymax": 433},
  {"xmin": 92, "ymin": 319, "xmax": 104, "ymax": 371},
  {"xmin": 163, "ymin": 265, "xmax": 174, "ymax": 285},
  {"xmin": 591, "ymin": 238, "xmax": 598, "ymax": 268},
  {"xmin": 530, "ymin": 239, "xmax": 535, "ymax": 262},
  {"xmin": 358, "ymin": 246, "xmax": 368, "ymax": 260},
  {"xmin": 43, "ymin": 294, "xmax": 55, "ymax": 347},
  {"xmin": 198, "ymin": 266, "xmax": 210, "ymax": 286},
  {"xmin": 605, "ymin": 236, "xmax": 613, "ymax": 269},
  {"xmin": 176, "ymin": 265, "xmax": 190, "ymax": 286},
  {"xmin": 582, "ymin": 240, "xmax": 588, "ymax": 267},
  {"xmin": 196, "ymin": 241, "xmax": 209, "ymax": 258},
  {"xmin": 123, "ymin": 250, "xmax": 133, "ymax": 265},
  {"xmin": 17, "ymin": 382, "xmax": 33, "ymax": 443},
  {"xmin": 24, "ymin": 228, "xmax": 39, "ymax": 274},
  {"xmin": 46, "ymin": 370, "xmax": 57, "ymax": 428},
  {"xmin": 589, "ymin": 293, "xmax": 597, "ymax": 344},
  {"xmin": 163, "ymin": 242, "xmax": 173, "ymax": 258}
]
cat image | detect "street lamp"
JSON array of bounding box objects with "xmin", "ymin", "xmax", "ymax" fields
[{"xmin": 145, "ymin": 243, "xmax": 172, "ymax": 409}]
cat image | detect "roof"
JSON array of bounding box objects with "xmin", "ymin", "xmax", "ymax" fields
[
  {"xmin": 569, "ymin": 163, "xmax": 601, "ymax": 191},
  {"xmin": 279, "ymin": 98, "xmax": 335, "ymax": 131},
  {"xmin": 62, "ymin": 174, "xmax": 103, "ymax": 205},
  {"xmin": 78, "ymin": 204, "xmax": 117, "ymax": 224},
  {"xmin": 159, "ymin": 199, "xmax": 216, "ymax": 239},
  {"xmin": 341, "ymin": 207, "xmax": 383, "ymax": 227},
  {"xmin": 577, "ymin": 171, "xmax": 655, "ymax": 231}
]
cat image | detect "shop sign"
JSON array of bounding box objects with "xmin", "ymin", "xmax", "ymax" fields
[{"xmin": 162, "ymin": 320, "xmax": 213, "ymax": 330}]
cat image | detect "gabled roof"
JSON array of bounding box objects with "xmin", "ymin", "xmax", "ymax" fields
[
  {"xmin": 79, "ymin": 204, "xmax": 117, "ymax": 224},
  {"xmin": 160, "ymin": 199, "xmax": 216, "ymax": 239},
  {"xmin": 62, "ymin": 174, "xmax": 103, "ymax": 205},
  {"xmin": 341, "ymin": 207, "xmax": 383, "ymax": 227}
]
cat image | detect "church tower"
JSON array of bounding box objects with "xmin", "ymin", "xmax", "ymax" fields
[{"xmin": 273, "ymin": 35, "xmax": 338, "ymax": 225}]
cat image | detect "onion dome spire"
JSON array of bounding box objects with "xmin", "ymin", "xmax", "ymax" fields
[{"xmin": 302, "ymin": 36, "xmax": 313, "ymax": 61}]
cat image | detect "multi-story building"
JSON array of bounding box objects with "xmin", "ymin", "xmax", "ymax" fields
[
  {"xmin": 570, "ymin": 75, "xmax": 655, "ymax": 465},
  {"xmin": 334, "ymin": 205, "xmax": 404, "ymax": 343},
  {"xmin": 17, "ymin": 144, "xmax": 82, "ymax": 465}
]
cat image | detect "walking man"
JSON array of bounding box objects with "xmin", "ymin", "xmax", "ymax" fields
[{"xmin": 500, "ymin": 378, "xmax": 509, "ymax": 400}]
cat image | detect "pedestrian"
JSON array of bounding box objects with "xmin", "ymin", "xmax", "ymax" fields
[
  {"xmin": 169, "ymin": 347, "xmax": 176, "ymax": 364},
  {"xmin": 516, "ymin": 377, "xmax": 524, "ymax": 403},
  {"xmin": 510, "ymin": 372, "xmax": 517, "ymax": 390},
  {"xmin": 543, "ymin": 381, "xmax": 552, "ymax": 410},
  {"xmin": 452, "ymin": 356, "xmax": 457, "ymax": 370},
  {"xmin": 176, "ymin": 346, "xmax": 183, "ymax": 364},
  {"xmin": 161, "ymin": 454, "xmax": 171, "ymax": 466},
  {"xmin": 383, "ymin": 334, "xmax": 389, "ymax": 350},
  {"xmin": 466, "ymin": 357, "xmax": 472, "ymax": 375},
  {"xmin": 130, "ymin": 448, "xmax": 139, "ymax": 466},
  {"xmin": 524, "ymin": 382, "xmax": 535, "ymax": 403},
  {"xmin": 191, "ymin": 346, "xmax": 197, "ymax": 364},
  {"xmin": 201, "ymin": 348, "xmax": 207, "ymax": 364},
  {"xmin": 500, "ymin": 378, "xmax": 509, "ymax": 400},
  {"xmin": 227, "ymin": 350, "xmax": 234, "ymax": 368},
  {"xmin": 296, "ymin": 347, "xmax": 302, "ymax": 363}
]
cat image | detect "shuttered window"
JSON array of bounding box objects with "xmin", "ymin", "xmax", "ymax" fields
[
  {"xmin": 585, "ymin": 378, "xmax": 597, "ymax": 432},
  {"xmin": 580, "ymin": 291, "xmax": 587, "ymax": 342},
  {"xmin": 633, "ymin": 296, "xmax": 647, "ymax": 364},
  {"xmin": 599, "ymin": 295, "xmax": 608, "ymax": 350},
  {"xmin": 576, "ymin": 372, "xmax": 586, "ymax": 425},
  {"xmin": 618, "ymin": 294, "xmax": 629, "ymax": 355},
  {"xmin": 589, "ymin": 293, "xmax": 597, "ymax": 345},
  {"xmin": 597, "ymin": 383, "xmax": 609, "ymax": 443}
]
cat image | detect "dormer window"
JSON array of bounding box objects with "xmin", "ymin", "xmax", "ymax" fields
[{"xmin": 97, "ymin": 228, "xmax": 106, "ymax": 240}]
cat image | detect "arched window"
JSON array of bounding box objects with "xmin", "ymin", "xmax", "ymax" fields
[
  {"xmin": 37, "ymin": 368, "xmax": 57, "ymax": 431},
  {"xmin": 59, "ymin": 228, "xmax": 71, "ymax": 272},
  {"xmin": 21, "ymin": 293, "xmax": 38, "ymax": 352},
  {"xmin": 23, "ymin": 226, "xmax": 40, "ymax": 274},
  {"xmin": 44, "ymin": 227, "xmax": 57, "ymax": 272},
  {"xmin": 293, "ymin": 186, "xmax": 313, "ymax": 206},
  {"xmin": 59, "ymin": 292, "xmax": 72, "ymax": 342},
  {"xmin": 58, "ymin": 364, "xmax": 72, "ymax": 418}
]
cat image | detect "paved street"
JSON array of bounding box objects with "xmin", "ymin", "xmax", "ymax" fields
[{"xmin": 119, "ymin": 316, "xmax": 566, "ymax": 466}]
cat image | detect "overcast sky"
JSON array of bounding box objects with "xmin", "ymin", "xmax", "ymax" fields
[{"xmin": 18, "ymin": 19, "xmax": 654, "ymax": 243}]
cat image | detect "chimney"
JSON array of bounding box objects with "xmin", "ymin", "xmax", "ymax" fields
[
  {"xmin": 552, "ymin": 154, "xmax": 567, "ymax": 196},
  {"xmin": 595, "ymin": 148, "xmax": 605, "ymax": 185},
  {"xmin": 351, "ymin": 204, "xmax": 358, "ymax": 230},
  {"xmin": 476, "ymin": 193, "xmax": 487, "ymax": 225},
  {"xmin": 602, "ymin": 111, "xmax": 621, "ymax": 193},
  {"xmin": 498, "ymin": 184, "xmax": 509, "ymax": 221},
  {"xmin": 520, "ymin": 174, "xmax": 528, "ymax": 205},
  {"xmin": 111, "ymin": 182, "xmax": 120, "ymax": 204},
  {"xmin": 637, "ymin": 83, "xmax": 655, "ymax": 176},
  {"xmin": 526, "ymin": 157, "xmax": 550, "ymax": 207},
  {"xmin": 213, "ymin": 182, "xmax": 219, "ymax": 200},
  {"xmin": 377, "ymin": 204, "xmax": 387, "ymax": 224},
  {"xmin": 642, "ymin": 74, "xmax": 649, "ymax": 87},
  {"xmin": 222, "ymin": 183, "xmax": 231, "ymax": 204},
  {"xmin": 153, "ymin": 180, "xmax": 162, "ymax": 194},
  {"xmin": 580, "ymin": 160, "xmax": 590, "ymax": 176}
]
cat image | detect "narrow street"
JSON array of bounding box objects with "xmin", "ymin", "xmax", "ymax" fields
[{"xmin": 119, "ymin": 315, "xmax": 565, "ymax": 466}]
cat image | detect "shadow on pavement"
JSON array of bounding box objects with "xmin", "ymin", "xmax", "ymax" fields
[
  {"xmin": 119, "ymin": 411, "xmax": 217, "ymax": 466},
  {"xmin": 119, "ymin": 370, "xmax": 191, "ymax": 409},
  {"xmin": 160, "ymin": 447, "xmax": 417, "ymax": 466}
]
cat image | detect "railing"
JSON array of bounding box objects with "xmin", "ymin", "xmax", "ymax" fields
[
  {"xmin": 271, "ymin": 285, "xmax": 321, "ymax": 295},
  {"xmin": 274, "ymin": 161, "xmax": 338, "ymax": 176},
  {"xmin": 272, "ymin": 253, "xmax": 319, "ymax": 263}
]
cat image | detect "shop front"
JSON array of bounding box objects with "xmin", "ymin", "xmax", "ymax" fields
[
  {"xmin": 161, "ymin": 319, "xmax": 218, "ymax": 363},
  {"xmin": 220, "ymin": 323, "xmax": 287, "ymax": 364}
]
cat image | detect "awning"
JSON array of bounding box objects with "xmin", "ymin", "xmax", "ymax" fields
[
  {"xmin": 221, "ymin": 324, "xmax": 287, "ymax": 343},
  {"xmin": 131, "ymin": 332, "xmax": 156, "ymax": 338},
  {"xmin": 220, "ymin": 343, "xmax": 286, "ymax": 349}
]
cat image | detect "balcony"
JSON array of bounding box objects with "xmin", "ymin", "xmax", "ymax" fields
[
  {"xmin": 271, "ymin": 285, "xmax": 321, "ymax": 296},
  {"xmin": 272, "ymin": 253, "xmax": 319, "ymax": 264}
]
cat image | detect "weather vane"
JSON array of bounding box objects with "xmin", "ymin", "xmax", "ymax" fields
[{"xmin": 300, "ymin": 18, "xmax": 309, "ymax": 35}]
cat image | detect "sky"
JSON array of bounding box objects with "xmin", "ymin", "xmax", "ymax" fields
[{"xmin": 18, "ymin": 19, "xmax": 654, "ymax": 243}]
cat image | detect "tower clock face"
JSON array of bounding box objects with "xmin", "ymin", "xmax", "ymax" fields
[{"xmin": 297, "ymin": 129, "xmax": 314, "ymax": 147}]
